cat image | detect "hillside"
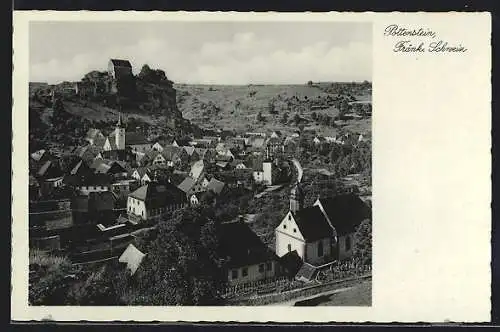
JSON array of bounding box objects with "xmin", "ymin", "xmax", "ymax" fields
[
  {"xmin": 175, "ymin": 82, "xmax": 371, "ymax": 137},
  {"xmin": 29, "ymin": 72, "xmax": 371, "ymax": 153}
]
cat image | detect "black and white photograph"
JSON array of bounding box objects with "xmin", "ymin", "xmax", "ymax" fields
[{"xmin": 27, "ymin": 20, "xmax": 373, "ymax": 306}]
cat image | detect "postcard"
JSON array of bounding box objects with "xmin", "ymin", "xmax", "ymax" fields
[{"xmin": 12, "ymin": 11, "xmax": 491, "ymax": 322}]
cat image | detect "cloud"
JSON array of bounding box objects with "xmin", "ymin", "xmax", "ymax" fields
[{"xmin": 30, "ymin": 32, "xmax": 371, "ymax": 84}]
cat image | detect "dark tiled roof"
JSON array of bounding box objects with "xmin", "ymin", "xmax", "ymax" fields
[
  {"xmin": 294, "ymin": 206, "xmax": 333, "ymax": 242},
  {"xmin": 78, "ymin": 173, "xmax": 112, "ymax": 186},
  {"xmin": 110, "ymin": 59, "xmax": 132, "ymax": 68},
  {"xmin": 295, "ymin": 262, "xmax": 318, "ymax": 281},
  {"xmin": 206, "ymin": 178, "xmax": 225, "ymax": 195},
  {"xmin": 317, "ymin": 194, "xmax": 371, "ymax": 236},
  {"xmin": 37, "ymin": 160, "xmax": 52, "ymax": 177},
  {"xmin": 129, "ymin": 182, "xmax": 184, "ymax": 208},
  {"xmin": 278, "ymin": 250, "xmax": 303, "ymax": 277},
  {"xmin": 219, "ymin": 221, "xmax": 276, "ymax": 268},
  {"xmin": 126, "ymin": 132, "xmax": 149, "ymax": 145}
]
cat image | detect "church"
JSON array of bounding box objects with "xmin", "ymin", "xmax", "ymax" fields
[
  {"xmin": 103, "ymin": 112, "xmax": 126, "ymax": 151},
  {"xmin": 93, "ymin": 113, "xmax": 150, "ymax": 162},
  {"xmin": 275, "ymin": 183, "xmax": 370, "ymax": 265}
]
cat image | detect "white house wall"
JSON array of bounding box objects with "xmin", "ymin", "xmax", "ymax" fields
[
  {"xmin": 227, "ymin": 261, "xmax": 276, "ymax": 286},
  {"xmin": 79, "ymin": 185, "xmax": 109, "ymax": 195},
  {"xmin": 127, "ymin": 197, "xmax": 148, "ymax": 220},
  {"xmin": 275, "ymin": 212, "xmax": 306, "ymax": 259}
]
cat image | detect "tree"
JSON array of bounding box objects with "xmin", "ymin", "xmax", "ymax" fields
[
  {"xmin": 257, "ymin": 111, "xmax": 265, "ymax": 122},
  {"xmin": 281, "ymin": 112, "xmax": 289, "ymax": 124},
  {"xmin": 29, "ymin": 250, "xmax": 75, "ymax": 305},
  {"xmin": 307, "ymin": 80, "xmax": 313, "ymax": 86},
  {"xmin": 268, "ymin": 100, "xmax": 277, "ymax": 114},
  {"xmin": 339, "ymin": 99, "xmax": 350, "ymax": 115},
  {"xmin": 130, "ymin": 206, "xmax": 227, "ymax": 305},
  {"xmin": 293, "ymin": 113, "xmax": 301, "ymax": 126},
  {"xmin": 353, "ymin": 218, "xmax": 372, "ymax": 265}
]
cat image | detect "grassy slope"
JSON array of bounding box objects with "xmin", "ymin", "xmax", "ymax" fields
[
  {"xmin": 33, "ymin": 83, "xmax": 371, "ymax": 136},
  {"xmin": 175, "ymin": 83, "xmax": 371, "ymax": 137},
  {"xmin": 317, "ymin": 280, "xmax": 372, "ymax": 306},
  {"xmin": 294, "ymin": 280, "xmax": 372, "ymax": 306},
  {"xmin": 62, "ymin": 101, "xmax": 167, "ymax": 125}
]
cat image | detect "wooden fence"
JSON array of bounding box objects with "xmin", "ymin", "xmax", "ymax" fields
[
  {"xmin": 224, "ymin": 261, "xmax": 372, "ymax": 305},
  {"xmin": 227, "ymin": 274, "xmax": 371, "ymax": 306}
]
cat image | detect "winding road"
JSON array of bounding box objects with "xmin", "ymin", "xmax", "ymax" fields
[{"xmin": 291, "ymin": 158, "xmax": 303, "ymax": 183}]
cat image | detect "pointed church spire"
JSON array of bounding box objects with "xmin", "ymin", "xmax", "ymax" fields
[{"xmin": 117, "ymin": 111, "xmax": 123, "ymax": 128}]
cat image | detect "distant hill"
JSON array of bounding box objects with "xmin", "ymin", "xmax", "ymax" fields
[
  {"xmin": 175, "ymin": 82, "xmax": 372, "ymax": 137},
  {"xmin": 29, "ymin": 67, "xmax": 372, "ymax": 153}
]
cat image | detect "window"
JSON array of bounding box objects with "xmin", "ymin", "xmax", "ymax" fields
[
  {"xmin": 288, "ymin": 244, "xmax": 292, "ymax": 252},
  {"xmin": 242, "ymin": 267, "xmax": 248, "ymax": 277},
  {"xmin": 346, "ymin": 236, "xmax": 351, "ymax": 251},
  {"xmin": 293, "ymin": 228, "xmax": 296, "ymax": 233},
  {"xmin": 288, "ymin": 215, "xmax": 291, "ymax": 221},
  {"xmin": 318, "ymin": 240, "xmax": 324, "ymax": 257},
  {"xmin": 266, "ymin": 262, "xmax": 272, "ymax": 271},
  {"xmin": 283, "ymin": 224, "xmax": 287, "ymax": 229},
  {"xmin": 259, "ymin": 264, "xmax": 265, "ymax": 273},
  {"xmin": 231, "ymin": 269, "xmax": 238, "ymax": 279}
]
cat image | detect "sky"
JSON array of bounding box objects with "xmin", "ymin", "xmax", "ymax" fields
[{"xmin": 29, "ymin": 21, "xmax": 372, "ymax": 85}]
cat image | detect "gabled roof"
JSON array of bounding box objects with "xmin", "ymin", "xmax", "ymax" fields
[
  {"xmin": 129, "ymin": 182, "xmax": 184, "ymax": 207},
  {"xmin": 92, "ymin": 136, "xmax": 107, "ymax": 148},
  {"xmin": 190, "ymin": 160, "xmax": 205, "ymax": 179},
  {"xmin": 271, "ymin": 130, "xmax": 283, "ymax": 137},
  {"xmin": 266, "ymin": 136, "xmax": 283, "ymax": 145},
  {"xmin": 110, "ymin": 59, "xmax": 132, "ymax": 68},
  {"xmin": 69, "ymin": 160, "xmax": 85, "ymax": 175},
  {"xmin": 219, "ymin": 221, "xmax": 276, "ymax": 268},
  {"xmin": 278, "ymin": 250, "xmax": 303, "ymax": 277},
  {"xmin": 206, "ymin": 178, "xmax": 225, "ymax": 195},
  {"xmin": 293, "ymin": 206, "xmax": 334, "ymax": 242},
  {"xmin": 194, "ymin": 147, "xmax": 208, "ymax": 159},
  {"xmin": 144, "ymin": 149, "xmax": 162, "ymax": 161},
  {"xmin": 37, "ymin": 160, "xmax": 53, "ymax": 177},
  {"xmin": 177, "ymin": 177, "xmax": 196, "ymax": 193},
  {"xmin": 250, "ymin": 137, "xmax": 266, "ymax": 148},
  {"xmin": 95, "ymin": 163, "xmax": 111, "ymax": 174},
  {"xmin": 161, "ymin": 145, "xmax": 183, "ymax": 160},
  {"xmin": 30, "ymin": 149, "xmax": 46, "ymax": 161},
  {"xmin": 85, "ymin": 128, "xmax": 103, "ymax": 140},
  {"xmin": 119, "ymin": 244, "xmax": 146, "ymax": 276},
  {"xmin": 183, "ymin": 146, "xmax": 197, "ymax": 156},
  {"xmin": 315, "ymin": 194, "xmax": 371, "ymax": 236},
  {"xmin": 132, "ymin": 166, "xmax": 153, "ymax": 178},
  {"xmin": 74, "ymin": 144, "xmax": 102, "ymax": 159}
]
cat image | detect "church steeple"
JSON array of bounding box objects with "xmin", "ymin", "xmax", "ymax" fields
[
  {"xmin": 290, "ymin": 182, "xmax": 304, "ymax": 214},
  {"xmin": 115, "ymin": 111, "xmax": 125, "ymax": 150},
  {"xmin": 116, "ymin": 111, "xmax": 124, "ymax": 128}
]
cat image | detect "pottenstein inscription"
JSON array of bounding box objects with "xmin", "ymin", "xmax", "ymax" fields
[{"xmin": 384, "ymin": 24, "xmax": 468, "ymax": 53}]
